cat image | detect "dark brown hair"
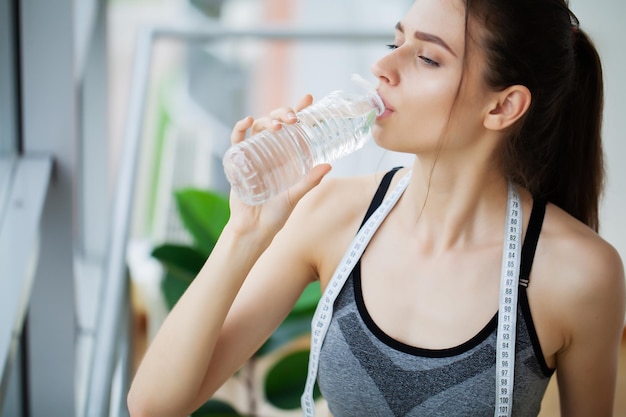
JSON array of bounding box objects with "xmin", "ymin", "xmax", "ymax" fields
[{"xmin": 467, "ymin": 0, "xmax": 605, "ymax": 231}]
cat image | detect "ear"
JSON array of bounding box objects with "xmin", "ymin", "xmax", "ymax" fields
[{"xmin": 483, "ymin": 85, "xmax": 531, "ymax": 131}]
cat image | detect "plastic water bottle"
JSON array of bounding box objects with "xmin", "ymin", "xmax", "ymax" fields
[{"xmin": 223, "ymin": 77, "xmax": 384, "ymax": 205}]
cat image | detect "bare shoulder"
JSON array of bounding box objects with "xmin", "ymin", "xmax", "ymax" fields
[
  {"xmin": 276, "ymin": 170, "xmax": 396, "ymax": 284},
  {"xmin": 540, "ymin": 203, "xmax": 624, "ymax": 296},
  {"xmin": 533, "ymin": 203, "xmax": 625, "ymax": 347},
  {"xmin": 529, "ymin": 203, "xmax": 625, "ymax": 411}
]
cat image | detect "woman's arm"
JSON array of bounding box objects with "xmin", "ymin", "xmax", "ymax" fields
[
  {"xmin": 127, "ymin": 215, "xmax": 320, "ymax": 417},
  {"xmin": 127, "ymin": 97, "xmax": 333, "ymax": 417},
  {"xmin": 553, "ymin": 238, "xmax": 625, "ymax": 416}
]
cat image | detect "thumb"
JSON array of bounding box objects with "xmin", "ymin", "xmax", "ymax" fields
[{"xmin": 287, "ymin": 164, "xmax": 332, "ymax": 206}]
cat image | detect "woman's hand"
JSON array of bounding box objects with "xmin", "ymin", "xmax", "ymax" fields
[
  {"xmin": 226, "ymin": 94, "xmax": 332, "ymax": 238},
  {"xmin": 128, "ymin": 96, "xmax": 330, "ymax": 416}
]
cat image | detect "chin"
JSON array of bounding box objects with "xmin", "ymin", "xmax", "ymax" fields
[{"xmin": 371, "ymin": 126, "xmax": 399, "ymax": 151}]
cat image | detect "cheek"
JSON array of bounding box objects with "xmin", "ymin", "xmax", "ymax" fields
[
  {"xmin": 405, "ymin": 84, "xmax": 456, "ymax": 131},
  {"xmin": 371, "ymin": 107, "xmax": 449, "ymax": 153},
  {"xmin": 411, "ymin": 73, "xmax": 460, "ymax": 112},
  {"xmin": 372, "ymin": 73, "xmax": 465, "ymax": 151}
]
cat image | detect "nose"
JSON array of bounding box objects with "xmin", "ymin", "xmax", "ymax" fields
[{"xmin": 370, "ymin": 50, "xmax": 399, "ymax": 87}]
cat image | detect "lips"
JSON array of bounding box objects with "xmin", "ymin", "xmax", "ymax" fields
[{"xmin": 376, "ymin": 92, "xmax": 394, "ymax": 120}]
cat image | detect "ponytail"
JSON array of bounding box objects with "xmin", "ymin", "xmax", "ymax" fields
[
  {"xmin": 468, "ymin": 0, "xmax": 605, "ymax": 231},
  {"xmin": 553, "ymin": 28, "xmax": 605, "ymax": 231},
  {"xmin": 525, "ymin": 27, "xmax": 605, "ymax": 232}
]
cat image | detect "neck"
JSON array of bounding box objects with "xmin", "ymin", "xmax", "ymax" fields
[{"xmin": 398, "ymin": 157, "xmax": 510, "ymax": 253}]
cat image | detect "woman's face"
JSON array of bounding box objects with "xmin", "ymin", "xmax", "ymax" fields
[{"xmin": 371, "ymin": 0, "xmax": 491, "ymax": 156}]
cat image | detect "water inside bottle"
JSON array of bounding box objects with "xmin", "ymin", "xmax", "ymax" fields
[
  {"xmin": 298, "ymin": 94, "xmax": 379, "ymax": 163},
  {"xmin": 223, "ymin": 90, "xmax": 381, "ymax": 205},
  {"xmin": 223, "ymin": 126, "xmax": 314, "ymax": 205}
]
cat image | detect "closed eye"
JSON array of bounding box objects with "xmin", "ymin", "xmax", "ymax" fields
[
  {"xmin": 419, "ymin": 56, "xmax": 440, "ymax": 67},
  {"xmin": 386, "ymin": 44, "xmax": 440, "ymax": 67}
]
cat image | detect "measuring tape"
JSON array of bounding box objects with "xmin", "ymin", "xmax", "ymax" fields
[
  {"xmin": 301, "ymin": 170, "xmax": 411, "ymax": 416},
  {"xmin": 301, "ymin": 176, "xmax": 522, "ymax": 417},
  {"xmin": 495, "ymin": 183, "xmax": 522, "ymax": 417}
]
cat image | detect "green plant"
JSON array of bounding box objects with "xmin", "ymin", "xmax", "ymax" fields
[{"xmin": 151, "ymin": 188, "xmax": 322, "ymax": 416}]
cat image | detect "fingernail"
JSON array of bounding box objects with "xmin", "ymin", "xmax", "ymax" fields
[
  {"xmin": 287, "ymin": 112, "xmax": 297, "ymax": 120},
  {"xmin": 272, "ymin": 120, "xmax": 282, "ymax": 125}
]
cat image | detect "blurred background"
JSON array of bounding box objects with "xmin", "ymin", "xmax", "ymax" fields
[{"xmin": 0, "ymin": 0, "xmax": 624, "ymax": 416}]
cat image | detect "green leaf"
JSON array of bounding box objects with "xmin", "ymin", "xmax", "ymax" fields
[
  {"xmin": 264, "ymin": 350, "xmax": 321, "ymax": 410},
  {"xmin": 161, "ymin": 271, "xmax": 191, "ymax": 310},
  {"xmin": 175, "ymin": 189, "xmax": 230, "ymax": 253},
  {"xmin": 151, "ymin": 243, "xmax": 207, "ymax": 284},
  {"xmin": 291, "ymin": 281, "xmax": 321, "ymax": 314},
  {"xmin": 256, "ymin": 313, "xmax": 313, "ymax": 357},
  {"xmin": 192, "ymin": 399, "xmax": 246, "ymax": 416}
]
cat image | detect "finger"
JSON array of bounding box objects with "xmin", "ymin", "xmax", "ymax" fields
[
  {"xmin": 286, "ymin": 164, "xmax": 332, "ymax": 208},
  {"xmin": 268, "ymin": 106, "xmax": 298, "ymax": 125},
  {"xmin": 249, "ymin": 98, "xmax": 311, "ymax": 137},
  {"xmin": 230, "ymin": 116, "xmax": 254, "ymax": 144},
  {"xmin": 295, "ymin": 94, "xmax": 313, "ymax": 112},
  {"xmin": 251, "ymin": 116, "xmax": 284, "ymax": 135}
]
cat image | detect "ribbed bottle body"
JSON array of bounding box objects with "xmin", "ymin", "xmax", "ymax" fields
[{"xmin": 223, "ymin": 90, "xmax": 383, "ymax": 205}]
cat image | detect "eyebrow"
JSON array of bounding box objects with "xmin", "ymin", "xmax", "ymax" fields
[{"xmin": 395, "ymin": 21, "xmax": 458, "ymax": 58}]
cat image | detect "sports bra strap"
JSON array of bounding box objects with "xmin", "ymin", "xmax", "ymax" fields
[
  {"xmin": 359, "ymin": 167, "xmax": 403, "ymax": 230},
  {"xmin": 519, "ymin": 199, "xmax": 547, "ymax": 287},
  {"xmin": 358, "ymin": 170, "xmax": 546, "ymax": 289}
]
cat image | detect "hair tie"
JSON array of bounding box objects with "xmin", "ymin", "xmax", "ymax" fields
[{"xmin": 569, "ymin": 10, "xmax": 580, "ymax": 37}]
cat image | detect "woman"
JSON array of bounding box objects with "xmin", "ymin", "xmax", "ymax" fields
[{"xmin": 128, "ymin": 0, "xmax": 625, "ymax": 415}]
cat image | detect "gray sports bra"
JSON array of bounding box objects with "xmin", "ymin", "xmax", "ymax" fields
[{"xmin": 317, "ymin": 168, "xmax": 554, "ymax": 416}]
